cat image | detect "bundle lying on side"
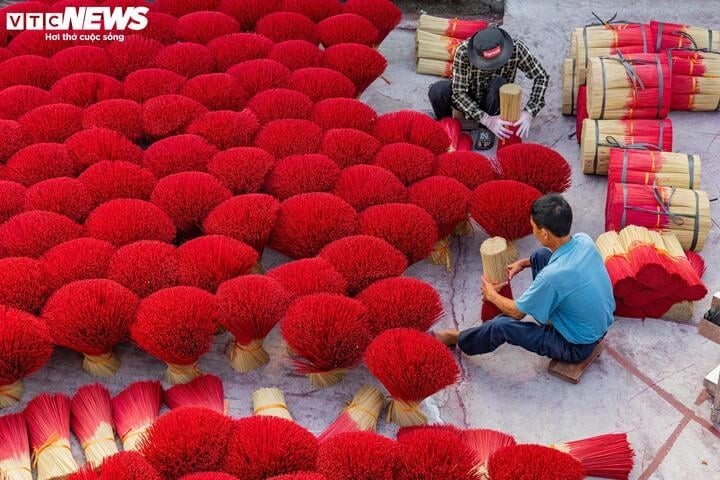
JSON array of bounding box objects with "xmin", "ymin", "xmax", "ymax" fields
[
  {"xmin": 650, "ymin": 20, "xmax": 719, "ymax": 51},
  {"xmin": 488, "ymin": 444, "xmax": 585, "ymax": 480},
  {"xmin": 25, "ymin": 393, "xmax": 78, "ymax": 480},
  {"xmin": 416, "ymin": 30, "xmax": 463, "ymax": 62},
  {"xmin": 607, "ymin": 149, "xmax": 701, "ymax": 190},
  {"xmin": 550, "ymin": 432, "xmax": 634, "ymax": 480},
  {"xmin": 417, "ymin": 58, "xmax": 453, "ymax": 78},
  {"xmin": 580, "ymin": 118, "xmax": 673, "ymax": 175},
  {"xmin": 165, "ymin": 374, "xmax": 226, "ymax": 415},
  {"xmin": 418, "ymin": 14, "xmax": 488, "ymax": 39},
  {"xmin": 70, "ymin": 384, "xmax": 117, "ymax": 468},
  {"xmin": 667, "ymin": 49, "xmax": 720, "ymax": 112},
  {"xmin": 0, "ymin": 413, "xmax": 31, "ymax": 480},
  {"xmin": 111, "ymin": 380, "xmax": 162, "ymax": 451},
  {"xmin": 586, "ymin": 53, "xmax": 671, "ymax": 119},
  {"xmin": 318, "ymin": 384, "xmax": 385, "ymax": 441}
]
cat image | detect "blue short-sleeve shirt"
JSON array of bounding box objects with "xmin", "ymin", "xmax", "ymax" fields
[{"xmin": 515, "ymin": 233, "xmax": 615, "ymax": 344}]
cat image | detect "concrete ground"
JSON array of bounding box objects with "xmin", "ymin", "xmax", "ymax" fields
[{"xmin": 6, "ymin": 2, "xmax": 719, "ymax": 480}]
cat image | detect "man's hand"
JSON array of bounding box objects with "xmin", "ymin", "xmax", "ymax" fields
[
  {"xmin": 507, "ymin": 260, "xmax": 525, "ymax": 281},
  {"xmin": 513, "ymin": 110, "xmax": 533, "ymax": 138},
  {"xmin": 480, "ymin": 115, "xmax": 513, "ymax": 139},
  {"xmin": 480, "ymin": 275, "xmax": 507, "ymax": 301}
]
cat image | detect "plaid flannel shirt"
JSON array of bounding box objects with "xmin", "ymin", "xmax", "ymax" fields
[{"xmin": 451, "ymin": 38, "xmax": 549, "ymax": 122}]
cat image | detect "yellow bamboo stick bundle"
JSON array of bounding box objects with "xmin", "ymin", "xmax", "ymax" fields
[
  {"xmin": 672, "ymin": 93, "xmax": 720, "ymax": 111},
  {"xmin": 416, "ymin": 30, "xmax": 463, "ymax": 61},
  {"xmin": 575, "ymin": 24, "xmax": 652, "ymax": 50},
  {"xmin": 318, "ymin": 384, "xmax": 385, "ymax": 440},
  {"xmin": 252, "ymin": 387, "xmax": 293, "ymax": 421},
  {"xmin": 480, "ymin": 237, "xmax": 518, "ymax": 283},
  {"xmin": 562, "ymin": 57, "xmax": 579, "ymax": 115},
  {"xmin": 608, "ymin": 149, "xmax": 701, "ymax": 189},
  {"xmin": 499, "ymin": 84, "xmax": 522, "ymax": 122},
  {"xmin": 652, "ymin": 21, "xmax": 720, "ymax": 51},
  {"xmin": 418, "ymin": 14, "xmax": 488, "ymax": 39},
  {"xmin": 417, "ymin": 57, "xmax": 453, "ymax": 77}
]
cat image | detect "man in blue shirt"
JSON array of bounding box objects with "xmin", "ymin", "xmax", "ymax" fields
[{"xmin": 436, "ymin": 194, "xmax": 615, "ymax": 363}]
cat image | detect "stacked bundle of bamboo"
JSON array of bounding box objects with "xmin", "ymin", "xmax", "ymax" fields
[
  {"xmin": 596, "ymin": 227, "xmax": 707, "ymax": 319},
  {"xmin": 667, "ymin": 49, "xmax": 720, "ymax": 111},
  {"xmin": 580, "ymin": 118, "xmax": 673, "ymax": 175},
  {"xmin": 650, "ymin": 20, "xmax": 720, "ymax": 51},
  {"xmin": 607, "ymin": 149, "xmax": 701, "ymax": 190},
  {"xmin": 415, "ymin": 14, "xmax": 488, "ymax": 77}
]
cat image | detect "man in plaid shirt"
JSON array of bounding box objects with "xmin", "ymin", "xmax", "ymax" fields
[{"xmin": 428, "ymin": 27, "xmax": 549, "ymax": 149}]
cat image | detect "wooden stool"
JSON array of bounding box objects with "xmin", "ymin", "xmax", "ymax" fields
[{"xmin": 548, "ymin": 342, "xmax": 604, "ymax": 384}]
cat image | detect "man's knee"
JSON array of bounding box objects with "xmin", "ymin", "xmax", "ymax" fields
[{"xmin": 428, "ymin": 80, "xmax": 452, "ymax": 102}]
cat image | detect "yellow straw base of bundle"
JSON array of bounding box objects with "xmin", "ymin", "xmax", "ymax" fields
[
  {"xmin": 120, "ymin": 423, "xmax": 151, "ymax": 451},
  {"xmin": 0, "ymin": 456, "xmax": 32, "ymax": 480},
  {"xmin": 165, "ymin": 362, "xmax": 201, "ymax": 385},
  {"xmin": 34, "ymin": 439, "xmax": 78, "ymax": 480},
  {"xmin": 343, "ymin": 384, "xmax": 385, "ymax": 432},
  {"xmin": 251, "ymin": 261, "xmax": 265, "ymax": 274},
  {"xmin": 229, "ymin": 339, "xmax": 270, "ymax": 373},
  {"xmin": 453, "ymin": 218, "xmax": 474, "ymax": 237},
  {"xmin": 82, "ymin": 352, "xmax": 120, "ymax": 378},
  {"xmin": 252, "ymin": 387, "xmax": 293, "ymax": 421},
  {"xmin": 0, "ymin": 380, "xmax": 23, "ymax": 409},
  {"xmin": 429, "ymin": 236, "xmax": 452, "ymax": 272},
  {"xmin": 307, "ymin": 369, "xmax": 348, "ymax": 389},
  {"xmin": 661, "ymin": 301, "xmax": 695, "ymax": 323},
  {"xmin": 417, "ymin": 58, "xmax": 452, "ymax": 77},
  {"xmin": 83, "ymin": 424, "xmax": 118, "ymax": 469},
  {"xmin": 473, "ymin": 464, "xmax": 491, "ymax": 480},
  {"xmin": 387, "ymin": 399, "xmax": 427, "ymax": 426}
]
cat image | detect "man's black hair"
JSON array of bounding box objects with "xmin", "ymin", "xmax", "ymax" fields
[{"xmin": 531, "ymin": 194, "xmax": 572, "ymax": 237}]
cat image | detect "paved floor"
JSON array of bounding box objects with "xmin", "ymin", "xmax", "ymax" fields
[{"xmin": 7, "ymin": 2, "xmax": 720, "ymax": 479}]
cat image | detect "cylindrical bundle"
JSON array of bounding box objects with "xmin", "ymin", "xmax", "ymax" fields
[
  {"xmin": 417, "ymin": 58, "xmax": 452, "ymax": 78},
  {"xmin": 667, "ymin": 50, "xmax": 720, "ymax": 75},
  {"xmin": 416, "ymin": 30, "xmax": 463, "ymax": 62},
  {"xmin": 561, "ymin": 57, "xmax": 579, "ymax": 115},
  {"xmin": 580, "ymin": 118, "xmax": 673, "ymax": 175},
  {"xmin": 607, "ymin": 149, "xmax": 701, "ymax": 189},
  {"xmin": 595, "ymin": 230, "xmax": 636, "ymax": 299},
  {"xmin": 660, "ymin": 233, "xmax": 707, "ymax": 302},
  {"xmin": 587, "ymin": 54, "xmax": 671, "ymax": 120},
  {"xmin": 606, "ymin": 183, "xmax": 710, "ymax": 251},
  {"xmin": 672, "ymin": 76, "xmax": 720, "ymax": 95},
  {"xmin": 650, "ymin": 20, "xmax": 720, "ymax": 51},
  {"xmin": 499, "ymin": 84, "xmax": 522, "ymax": 122},
  {"xmin": 418, "ymin": 14, "xmax": 488, "ymax": 39},
  {"xmin": 620, "ymin": 227, "xmax": 671, "ymax": 291},
  {"xmin": 479, "ymin": 237, "xmax": 516, "ymax": 321},
  {"xmin": 576, "ymin": 85, "xmax": 588, "ymax": 143},
  {"xmin": 670, "ymin": 93, "xmax": 720, "ymax": 111}
]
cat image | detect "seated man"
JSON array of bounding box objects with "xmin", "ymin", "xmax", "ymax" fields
[{"xmin": 436, "ymin": 194, "xmax": 615, "ymax": 363}]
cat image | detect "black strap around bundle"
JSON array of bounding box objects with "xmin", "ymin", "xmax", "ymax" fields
[
  {"xmin": 620, "ymin": 150, "xmax": 696, "ymax": 190},
  {"xmin": 583, "ymin": 12, "xmax": 635, "ymax": 69}
]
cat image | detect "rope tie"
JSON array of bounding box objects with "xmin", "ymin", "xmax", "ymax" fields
[
  {"xmin": 601, "ymin": 135, "xmax": 660, "ymax": 151},
  {"xmin": 345, "ymin": 402, "xmax": 379, "ymax": 422},
  {"xmin": 120, "ymin": 427, "xmax": 148, "ymax": 445},
  {"xmin": 32, "ymin": 435, "xmax": 71, "ymax": 468},
  {"xmin": 449, "ymin": 17, "xmax": 458, "ymax": 38},
  {"xmin": 82, "ymin": 436, "xmax": 116, "ymax": 451},
  {"xmin": 254, "ymin": 403, "xmax": 289, "ymax": 415},
  {"xmin": 0, "ymin": 382, "xmax": 21, "ymax": 402}
]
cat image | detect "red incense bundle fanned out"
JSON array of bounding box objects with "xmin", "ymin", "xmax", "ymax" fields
[
  {"xmin": 332, "ymin": 165, "xmax": 407, "ymax": 211},
  {"xmin": 107, "ymin": 241, "xmax": 178, "ymax": 298},
  {"xmin": 343, "ymin": 0, "xmax": 401, "ymax": 44},
  {"xmin": 0, "ymin": 181, "xmax": 25, "ymax": 225},
  {"xmin": 319, "ymin": 235, "xmax": 408, "ymax": 295},
  {"xmin": 217, "ymin": 0, "xmax": 283, "ymax": 31},
  {"xmin": 8, "ymin": 30, "xmax": 72, "ymax": 57},
  {"xmin": 106, "ymin": 35, "xmax": 163, "ymax": 78},
  {"xmin": 50, "ymin": 73, "xmax": 123, "ymax": 108},
  {"xmin": 66, "ymin": 128, "xmax": 144, "ymax": 173},
  {"xmin": 225, "ymin": 416, "xmax": 318, "ymax": 480},
  {"xmin": 179, "ymin": 73, "xmax": 247, "ymax": 111},
  {"xmin": 5, "ymin": 143, "xmax": 75, "ymax": 187},
  {"xmin": 374, "ymin": 143, "xmax": 436, "ymax": 186},
  {"xmin": 70, "ymin": 384, "xmax": 118, "ymax": 468},
  {"xmin": 141, "ymin": 407, "xmax": 233, "ymax": 480},
  {"xmin": 283, "ymin": 0, "xmax": 342, "ymax": 22},
  {"xmin": 176, "ymin": 235, "xmax": 258, "ymax": 293},
  {"xmin": 0, "ymin": 413, "xmax": 31, "ymax": 480},
  {"xmin": 138, "ymin": 12, "xmax": 177, "ymax": 45},
  {"xmin": 227, "ymin": 59, "xmax": 292, "ymax": 98},
  {"xmin": 395, "ymin": 426, "xmax": 477, "ymax": 480},
  {"xmin": 267, "ymin": 257, "xmax": 348, "ymax": 299},
  {"xmin": 203, "ymin": 194, "xmax": 280, "ymax": 252},
  {"xmin": 123, "ymin": 68, "xmax": 186, "ymax": 103},
  {"xmin": 357, "ymin": 277, "xmax": 443, "ymax": 335},
  {"xmin": 19, "ymin": 103, "xmax": 83, "ymax": 143},
  {"xmin": 318, "ymin": 431, "xmax": 398, "ymax": 480},
  {"xmin": 270, "ymin": 192, "xmax": 358, "ymax": 259},
  {"xmin": 488, "ymin": 444, "xmax": 585, "ymax": 480},
  {"xmin": 318, "ymin": 14, "xmax": 379, "ymax": 47},
  {"xmin": 318, "ymin": 384, "xmax": 385, "ymax": 441},
  {"xmin": 24, "ymin": 177, "xmax": 94, "ymax": 223},
  {"xmin": 208, "ymin": 32, "xmax": 273, "ymax": 69},
  {"xmin": 79, "ymin": 161, "xmax": 157, "ymax": 207},
  {"xmin": 207, "ymin": 148, "xmax": 274, "ymax": 194},
  {"xmin": 373, "ymin": 110, "xmax": 451, "ymax": 155},
  {"xmin": 248, "ymin": 89, "xmax": 313, "ymax": 124},
  {"xmin": 288, "ymin": 67, "xmax": 357, "ymax": 102},
  {"xmin": 131, "ymin": 286, "xmax": 218, "ymax": 384},
  {"xmin": 153, "ymin": 42, "xmax": 216, "ymax": 78},
  {"xmin": 0, "ymin": 55, "xmax": 58, "ymax": 90},
  {"xmin": 435, "ymin": 151, "xmax": 496, "ymax": 190},
  {"xmin": 217, "ymin": 275, "xmax": 292, "ymax": 372},
  {"xmin": 551, "ymin": 433, "xmax": 634, "ymax": 480},
  {"xmin": 84, "ymin": 199, "xmax": 176, "ymax": 247},
  {"xmin": 0, "ymin": 210, "xmax": 84, "ymax": 259},
  {"xmin": 112, "ymin": 381, "xmax": 162, "ymax": 451},
  {"xmin": 320, "ymin": 128, "xmax": 381, "ymax": 168},
  {"xmin": 282, "ymin": 293, "xmax": 372, "ymax": 387},
  {"xmin": 0, "ymin": 85, "xmax": 53, "ymax": 121},
  {"xmin": 323, "ymin": 43, "xmax": 387, "ymax": 94},
  {"xmin": 0, "ymin": 308, "xmax": 53, "ymax": 408},
  {"xmin": 174, "ymin": 11, "xmax": 240, "ymax": 44},
  {"xmin": 0, "ymin": 257, "xmax": 54, "ymax": 314},
  {"xmin": 269, "ymin": 40, "xmax": 325, "ymax": 70},
  {"xmin": 255, "ymin": 11, "xmax": 319, "ymax": 44},
  {"xmin": 24, "ymin": 393, "xmax": 78, "ymax": 480},
  {"xmin": 469, "ymin": 180, "xmax": 542, "ymax": 240},
  {"xmin": 255, "ymin": 119, "xmax": 323, "ymax": 158},
  {"xmin": 364, "ymin": 328, "xmax": 460, "ymax": 426},
  {"xmin": 0, "ymin": 120, "xmax": 28, "ymax": 163},
  {"xmin": 97, "ymin": 451, "xmax": 162, "ymax": 480},
  {"xmin": 311, "ymin": 98, "xmax": 377, "ymax": 132},
  {"xmin": 187, "ymin": 110, "xmax": 261, "ymax": 150},
  {"xmin": 143, "ymin": 134, "xmax": 219, "ymax": 178},
  {"xmin": 463, "ymin": 428, "xmax": 517, "ymax": 477},
  {"xmin": 495, "ymin": 143, "xmax": 572, "ymax": 194},
  {"xmin": 42, "ymin": 279, "xmax": 140, "ymax": 377},
  {"xmin": 151, "ymin": 172, "xmax": 231, "ymax": 235},
  {"xmin": 264, "ymin": 154, "xmax": 340, "ymax": 200},
  {"xmin": 358, "ymin": 203, "xmax": 439, "ymax": 265},
  {"xmin": 142, "ymin": 95, "xmax": 209, "ymax": 141}
]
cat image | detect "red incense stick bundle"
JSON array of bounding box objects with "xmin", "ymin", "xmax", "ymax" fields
[
  {"xmin": 550, "ymin": 432, "xmax": 634, "ymax": 480},
  {"xmin": 111, "ymin": 380, "xmax": 162, "ymax": 451},
  {"xmin": 25, "ymin": 393, "xmax": 78, "ymax": 480},
  {"xmin": 70, "ymin": 384, "xmax": 117, "ymax": 468},
  {"xmin": 418, "ymin": 14, "xmax": 488, "ymax": 39},
  {"xmin": 0, "ymin": 413, "xmax": 31, "ymax": 480},
  {"xmin": 488, "ymin": 444, "xmax": 585, "ymax": 480},
  {"xmin": 463, "ymin": 428, "xmax": 517, "ymax": 478},
  {"xmin": 317, "ymin": 431, "xmax": 398, "ymax": 480},
  {"xmin": 165, "ymin": 374, "xmax": 226, "ymax": 415},
  {"xmin": 318, "ymin": 384, "xmax": 385, "ymax": 441}
]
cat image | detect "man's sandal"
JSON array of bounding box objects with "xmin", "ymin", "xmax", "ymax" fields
[{"xmin": 475, "ymin": 127, "xmax": 496, "ymax": 151}]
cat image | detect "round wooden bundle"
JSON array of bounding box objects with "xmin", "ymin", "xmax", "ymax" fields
[
  {"xmin": 561, "ymin": 57, "xmax": 579, "ymax": 115},
  {"xmin": 586, "ymin": 54, "xmax": 671, "ymax": 120},
  {"xmin": 499, "ymin": 84, "xmax": 522, "ymax": 123},
  {"xmin": 580, "ymin": 118, "xmax": 673, "ymax": 175},
  {"xmin": 417, "ymin": 58, "xmax": 452, "ymax": 77},
  {"xmin": 650, "ymin": 20, "xmax": 720, "ymax": 51},
  {"xmin": 607, "ymin": 149, "xmax": 701, "ymax": 189},
  {"xmin": 416, "ymin": 30, "xmax": 462, "ymax": 62},
  {"xmin": 606, "ymin": 183, "xmax": 710, "ymax": 251},
  {"xmin": 418, "ymin": 14, "xmax": 488, "ymax": 39},
  {"xmin": 480, "ymin": 237, "xmax": 518, "ymax": 283}
]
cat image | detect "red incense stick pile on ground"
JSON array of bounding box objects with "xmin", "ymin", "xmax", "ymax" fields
[
  {"xmin": 70, "ymin": 384, "xmax": 117, "ymax": 468},
  {"xmin": 111, "ymin": 381, "xmax": 162, "ymax": 451},
  {"xmin": 165, "ymin": 374, "xmax": 226, "ymax": 415}
]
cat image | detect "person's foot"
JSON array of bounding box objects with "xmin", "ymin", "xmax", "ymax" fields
[
  {"xmin": 475, "ymin": 127, "xmax": 495, "ymax": 150},
  {"xmin": 434, "ymin": 329, "xmax": 460, "ymax": 348}
]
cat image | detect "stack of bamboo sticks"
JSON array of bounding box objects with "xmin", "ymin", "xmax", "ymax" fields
[
  {"xmin": 667, "ymin": 49, "xmax": 720, "ymax": 111},
  {"xmin": 416, "ymin": 14, "xmax": 488, "ymax": 77}
]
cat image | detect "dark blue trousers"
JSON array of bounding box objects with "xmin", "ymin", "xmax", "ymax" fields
[{"xmin": 457, "ymin": 248, "xmax": 599, "ymax": 363}]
